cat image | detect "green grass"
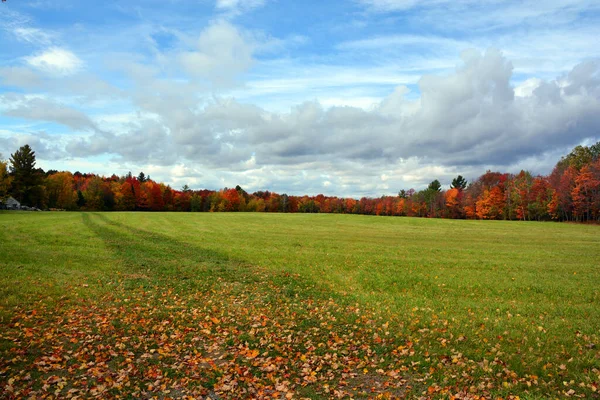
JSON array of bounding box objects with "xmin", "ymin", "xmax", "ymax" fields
[{"xmin": 1, "ymin": 211, "xmax": 599, "ymax": 398}]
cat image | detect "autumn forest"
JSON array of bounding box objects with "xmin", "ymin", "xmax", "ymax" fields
[{"xmin": 2, "ymin": 142, "xmax": 600, "ymax": 222}]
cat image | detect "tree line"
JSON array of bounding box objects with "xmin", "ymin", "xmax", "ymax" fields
[{"xmin": 1, "ymin": 142, "xmax": 599, "ymax": 222}]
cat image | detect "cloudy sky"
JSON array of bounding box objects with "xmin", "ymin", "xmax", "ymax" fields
[{"xmin": 1, "ymin": 0, "xmax": 599, "ymax": 196}]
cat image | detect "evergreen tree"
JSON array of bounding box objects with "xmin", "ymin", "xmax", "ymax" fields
[
  {"xmin": 451, "ymin": 175, "xmax": 468, "ymax": 190},
  {"xmin": 9, "ymin": 145, "xmax": 44, "ymax": 207},
  {"xmin": 423, "ymin": 180, "xmax": 442, "ymax": 217},
  {"xmin": 427, "ymin": 179, "xmax": 442, "ymax": 192},
  {"xmin": 77, "ymin": 190, "xmax": 86, "ymax": 207}
]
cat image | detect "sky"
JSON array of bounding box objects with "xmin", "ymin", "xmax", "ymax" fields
[{"xmin": 0, "ymin": 0, "xmax": 599, "ymax": 197}]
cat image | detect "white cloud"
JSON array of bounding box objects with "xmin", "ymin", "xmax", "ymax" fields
[
  {"xmin": 179, "ymin": 20, "xmax": 254, "ymax": 87},
  {"xmin": 338, "ymin": 34, "xmax": 466, "ymax": 52},
  {"xmin": 1, "ymin": 94, "xmax": 99, "ymax": 132},
  {"xmin": 1, "ymin": 0, "xmax": 599, "ymax": 197},
  {"xmin": 25, "ymin": 47, "xmax": 83, "ymax": 76},
  {"xmin": 514, "ymin": 78, "xmax": 542, "ymax": 97},
  {"xmin": 58, "ymin": 50, "xmax": 600, "ymax": 181},
  {"xmin": 358, "ymin": 0, "xmax": 470, "ymax": 12},
  {"xmin": 13, "ymin": 27, "xmax": 54, "ymax": 45},
  {"xmin": 336, "ymin": 27, "xmax": 600, "ymax": 80},
  {"xmin": 215, "ymin": 0, "xmax": 266, "ymax": 16}
]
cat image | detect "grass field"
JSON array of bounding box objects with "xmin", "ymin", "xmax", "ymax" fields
[{"xmin": 1, "ymin": 212, "xmax": 599, "ymax": 399}]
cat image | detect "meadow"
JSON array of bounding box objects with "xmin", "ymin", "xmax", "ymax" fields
[{"xmin": 0, "ymin": 212, "xmax": 599, "ymax": 399}]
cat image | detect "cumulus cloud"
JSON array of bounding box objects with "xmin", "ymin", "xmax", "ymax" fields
[
  {"xmin": 0, "ymin": 129, "xmax": 67, "ymax": 162},
  {"xmin": 179, "ymin": 20, "xmax": 254, "ymax": 87},
  {"xmin": 25, "ymin": 47, "xmax": 83, "ymax": 75},
  {"xmin": 61, "ymin": 50, "xmax": 600, "ymax": 177},
  {"xmin": 2, "ymin": 47, "xmax": 599, "ymax": 196},
  {"xmin": 0, "ymin": 67, "xmax": 120, "ymax": 103},
  {"xmin": 1, "ymin": 94, "xmax": 98, "ymax": 132},
  {"xmin": 66, "ymin": 119, "xmax": 175, "ymax": 165}
]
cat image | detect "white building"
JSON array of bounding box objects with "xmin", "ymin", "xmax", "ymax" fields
[{"xmin": 4, "ymin": 197, "xmax": 21, "ymax": 210}]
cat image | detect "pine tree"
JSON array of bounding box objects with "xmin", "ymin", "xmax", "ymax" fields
[
  {"xmin": 451, "ymin": 175, "xmax": 468, "ymax": 190},
  {"xmin": 9, "ymin": 145, "xmax": 43, "ymax": 206}
]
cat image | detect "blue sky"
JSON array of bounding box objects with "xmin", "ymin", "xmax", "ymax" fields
[{"xmin": 1, "ymin": 0, "xmax": 599, "ymax": 196}]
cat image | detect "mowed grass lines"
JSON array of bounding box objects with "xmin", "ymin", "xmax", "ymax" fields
[{"xmin": 0, "ymin": 212, "xmax": 599, "ymax": 398}]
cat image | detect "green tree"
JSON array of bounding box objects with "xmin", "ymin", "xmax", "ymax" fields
[
  {"xmin": 0, "ymin": 156, "xmax": 12, "ymax": 202},
  {"xmin": 423, "ymin": 180, "xmax": 443, "ymax": 217},
  {"xmin": 427, "ymin": 179, "xmax": 442, "ymax": 192},
  {"xmin": 190, "ymin": 193, "xmax": 202, "ymax": 212},
  {"xmin": 9, "ymin": 144, "xmax": 45, "ymax": 207},
  {"xmin": 76, "ymin": 190, "xmax": 86, "ymax": 208},
  {"xmin": 559, "ymin": 145, "xmax": 593, "ymax": 171},
  {"xmin": 451, "ymin": 175, "xmax": 468, "ymax": 190},
  {"xmin": 590, "ymin": 141, "xmax": 600, "ymax": 161}
]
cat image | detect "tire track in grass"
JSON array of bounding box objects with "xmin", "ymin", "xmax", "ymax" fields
[{"xmin": 2, "ymin": 213, "xmax": 595, "ymax": 399}]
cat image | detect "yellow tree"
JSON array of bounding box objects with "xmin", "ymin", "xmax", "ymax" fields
[{"xmin": 46, "ymin": 172, "xmax": 76, "ymax": 210}]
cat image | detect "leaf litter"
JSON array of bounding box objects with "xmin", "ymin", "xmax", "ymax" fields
[{"xmin": 1, "ymin": 269, "xmax": 598, "ymax": 399}]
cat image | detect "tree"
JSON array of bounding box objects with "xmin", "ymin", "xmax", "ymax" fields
[
  {"xmin": 138, "ymin": 172, "xmax": 147, "ymax": 183},
  {"xmin": 527, "ymin": 177, "xmax": 552, "ymax": 221},
  {"xmin": 445, "ymin": 188, "xmax": 464, "ymax": 218},
  {"xmin": 190, "ymin": 194, "xmax": 202, "ymax": 212},
  {"xmin": 572, "ymin": 162, "xmax": 600, "ymax": 221},
  {"xmin": 560, "ymin": 145, "xmax": 593, "ymax": 171},
  {"xmin": 9, "ymin": 144, "xmax": 44, "ymax": 207},
  {"xmin": 298, "ymin": 197, "xmax": 319, "ymax": 213},
  {"xmin": 162, "ymin": 186, "xmax": 174, "ymax": 211},
  {"xmin": 83, "ymin": 176, "xmax": 106, "ymax": 210},
  {"xmin": 147, "ymin": 181, "xmax": 165, "ymax": 211},
  {"xmin": 116, "ymin": 181, "xmax": 136, "ymax": 211},
  {"xmin": 0, "ymin": 157, "xmax": 12, "ymax": 201},
  {"xmin": 428, "ymin": 180, "xmax": 442, "ymax": 192},
  {"xmin": 222, "ymin": 188, "xmax": 241, "ymax": 211},
  {"xmin": 553, "ymin": 166, "xmax": 577, "ymax": 221},
  {"xmin": 510, "ymin": 170, "xmax": 533, "ymax": 221},
  {"xmin": 590, "ymin": 141, "xmax": 600, "ymax": 161},
  {"xmin": 46, "ymin": 172, "xmax": 76, "ymax": 210},
  {"xmin": 476, "ymin": 186, "xmax": 505, "ymax": 220},
  {"xmin": 451, "ymin": 175, "xmax": 468, "ymax": 191},
  {"xmin": 76, "ymin": 190, "xmax": 86, "ymax": 208},
  {"xmin": 423, "ymin": 180, "xmax": 443, "ymax": 217}
]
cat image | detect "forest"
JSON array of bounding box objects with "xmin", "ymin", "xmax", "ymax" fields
[{"xmin": 1, "ymin": 142, "xmax": 599, "ymax": 222}]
